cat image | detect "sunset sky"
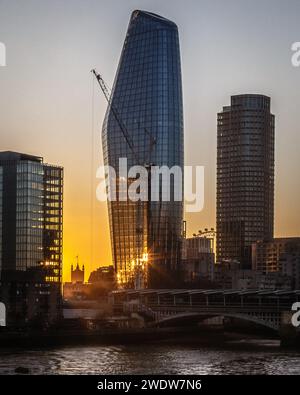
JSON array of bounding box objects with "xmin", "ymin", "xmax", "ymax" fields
[{"xmin": 0, "ymin": 0, "xmax": 299, "ymax": 281}]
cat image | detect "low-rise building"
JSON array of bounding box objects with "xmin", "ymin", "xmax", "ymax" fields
[
  {"xmin": 0, "ymin": 268, "xmax": 61, "ymax": 327},
  {"xmin": 181, "ymin": 235, "xmax": 215, "ymax": 286},
  {"xmin": 63, "ymin": 282, "xmax": 90, "ymax": 301},
  {"xmin": 88, "ymin": 265, "xmax": 115, "ymax": 286},
  {"xmin": 280, "ymin": 253, "xmax": 300, "ymax": 289},
  {"xmin": 63, "ymin": 265, "xmax": 115, "ymax": 301},
  {"xmin": 252, "ymin": 238, "xmax": 300, "ymax": 273}
]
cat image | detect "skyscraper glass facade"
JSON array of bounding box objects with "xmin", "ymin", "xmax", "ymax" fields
[
  {"xmin": 0, "ymin": 152, "xmax": 63, "ymax": 325},
  {"xmin": 216, "ymin": 95, "xmax": 275, "ymax": 268},
  {"xmin": 0, "ymin": 152, "xmax": 63, "ymax": 283},
  {"xmin": 43, "ymin": 165, "xmax": 64, "ymax": 283},
  {"xmin": 102, "ymin": 10, "xmax": 184, "ymax": 288},
  {"xmin": 16, "ymin": 160, "xmax": 44, "ymax": 271}
]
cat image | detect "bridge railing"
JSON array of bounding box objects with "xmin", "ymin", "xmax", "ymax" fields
[{"xmin": 111, "ymin": 290, "xmax": 299, "ymax": 316}]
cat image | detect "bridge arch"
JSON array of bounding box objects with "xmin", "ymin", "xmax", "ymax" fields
[{"xmin": 152, "ymin": 311, "xmax": 280, "ymax": 332}]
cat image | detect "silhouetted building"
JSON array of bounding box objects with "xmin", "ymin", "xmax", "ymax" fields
[
  {"xmin": 102, "ymin": 10, "xmax": 184, "ymax": 288},
  {"xmin": 71, "ymin": 262, "xmax": 85, "ymax": 283},
  {"xmin": 64, "ymin": 260, "xmax": 86, "ymax": 299},
  {"xmin": 216, "ymin": 95, "xmax": 275, "ymax": 268},
  {"xmin": 0, "ymin": 151, "xmax": 63, "ymax": 326},
  {"xmin": 0, "ymin": 269, "xmax": 62, "ymax": 327},
  {"xmin": 64, "ymin": 266, "xmax": 115, "ymax": 301},
  {"xmin": 88, "ymin": 265, "xmax": 115, "ymax": 285},
  {"xmin": 87, "ymin": 265, "xmax": 115, "ymax": 296}
]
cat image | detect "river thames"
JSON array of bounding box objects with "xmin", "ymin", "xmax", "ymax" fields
[{"xmin": 0, "ymin": 339, "xmax": 300, "ymax": 375}]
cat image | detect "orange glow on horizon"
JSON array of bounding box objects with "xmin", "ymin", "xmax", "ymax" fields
[{"xmin": 62, "ymin": 175, "xmax": 112, "ymax": 283}]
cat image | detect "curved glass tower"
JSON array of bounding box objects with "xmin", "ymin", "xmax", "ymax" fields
[{"xmin": 102, "ymin": 10, "xmax": 184, "ymax": 288}]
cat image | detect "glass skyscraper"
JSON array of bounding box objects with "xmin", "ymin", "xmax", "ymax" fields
[
  {"xmin": 102, "ymin": 10, "xmax": 184, "ymax": 288},
  {"xmin": 0, "ymin": 152, "xmax": 63, "ymax": 324},
  {"xmin": 216, "ymin": 95, "xmax": 275, "ymax": 268},
  {"xmin": 0, "ymin": 152, "xmax": 63, "ymax": 280}
]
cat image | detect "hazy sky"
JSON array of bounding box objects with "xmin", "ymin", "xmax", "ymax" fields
[{"xmin": 0, "ymin": 0, "xmax": 299, "ymax": 281}]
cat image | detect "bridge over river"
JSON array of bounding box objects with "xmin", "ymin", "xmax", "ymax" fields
[{"xmin": 111, "ymin": 289, "xmax": 300, "ymax": 342}]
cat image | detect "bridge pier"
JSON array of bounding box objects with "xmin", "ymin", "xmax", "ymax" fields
[{"xmin": 279, "ymin": 311, "xmax": 300, "ymax": 347}]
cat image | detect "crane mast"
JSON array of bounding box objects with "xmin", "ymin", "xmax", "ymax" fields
[{"xmin": 91, "ymin": 69, "xmax": 139, "ymax": 163}]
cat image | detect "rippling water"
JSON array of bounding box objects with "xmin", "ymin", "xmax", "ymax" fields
[{"xmin": 0, "ymin": 340, "xmax": 300, "ymax": 375}]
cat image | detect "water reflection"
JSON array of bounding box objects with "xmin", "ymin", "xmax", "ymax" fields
[{"xmin": 0, "ymin": 341, "xmax": 300, "ymax": 375}]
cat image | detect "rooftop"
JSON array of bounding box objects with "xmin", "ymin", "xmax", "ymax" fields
[{"xmin": 0, "ymin": 151, "xmax": 43, "ymax": 163}]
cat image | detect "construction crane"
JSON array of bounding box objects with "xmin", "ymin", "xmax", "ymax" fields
[
  {"xmin": 91, "ymin": 69, "xmax": 139, "ymax": 163},
  {"xmin": 91, "ymin": 69, "xmax": 156, "ymax": 289}
]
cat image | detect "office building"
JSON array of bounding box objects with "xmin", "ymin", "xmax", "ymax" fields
[
  {"xmin": 102, "ymin": 10, "xmax": 184, "ymax": 288},
  {"xmin": 216, "ymin": 95, "xmax": 275, "ymax": 268},
  {"xmin": 252, "ymin": 237, "xmax": 300, "ymax": 273},
  {"xmin": 0, "ymin": 151, "xmax": 63, "ymax": 325}
]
